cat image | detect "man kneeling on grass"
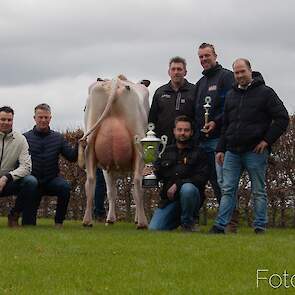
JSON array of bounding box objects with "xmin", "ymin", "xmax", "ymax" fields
[
  {"xmin": 0, "ymin": 106, "xmax": 35, "ymax": 227},
  {"xmin": 148, "ymin": 115, "xmax": 210, "ymax": 232},
  {"xmin": 22, "ymin": 103, "xmax": 79, "ymax": 227}
]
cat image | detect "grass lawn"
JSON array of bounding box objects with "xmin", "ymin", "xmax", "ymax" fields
[{"xmin": 0, "ymin": 218, "xmax": 294, "ymax": 295}]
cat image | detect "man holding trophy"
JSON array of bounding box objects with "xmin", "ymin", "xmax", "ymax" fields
[
  {"xmin": 195, "ymin": 43, "xmax": 234, "ymax": 205},
  {"xmin": 148, "ymin": 116, "xmax": 210, "ymax": 232}
]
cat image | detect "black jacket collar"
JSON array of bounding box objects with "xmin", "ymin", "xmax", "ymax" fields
[
  {"xmin": 167, "ymin": 139, "xmax": 196, "ymax": 152},
  {"xmin": 202, "ymin": 63, "xmax": 222, "ymax": 77},
  {"xmin": 33, "ymin": 126, "xmax": 51, "ymax": 137},
  {"xmin": 233, "ymin": 71, "xmax": 265, "ymax": 92},
  {"xmin": 164, "ymin": 79, "xmax": 191, "ymax": 92}
]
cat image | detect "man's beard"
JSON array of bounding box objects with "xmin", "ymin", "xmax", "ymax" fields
[{"xmin": 176, "ymin": 137, "xmax": 191, "ymax": 144}]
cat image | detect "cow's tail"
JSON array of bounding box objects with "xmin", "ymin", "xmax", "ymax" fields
[
  {"xmin": 78, "ymin": 141, "xmax": 86, "ymax": 169},
  {"xmin": 80, "ymin": 78, "xmax": 119, "ymax": 141}
]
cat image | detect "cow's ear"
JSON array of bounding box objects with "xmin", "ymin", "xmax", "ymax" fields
[{"xmin": 140, "ymin": 79, "xmax": 150, "ymax": 87}]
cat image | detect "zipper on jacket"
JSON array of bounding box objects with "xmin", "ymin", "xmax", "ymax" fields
[
  {"xmin": 235, "ymin": 93, "xmax": 245, "ymax": 146},
  {"xmin": 0, "ymin": 134, "xmax": 6, "ymax": 169},
  {"xmin": 176, "ymin": 92, "xmax": 181, "ymax": 110}
]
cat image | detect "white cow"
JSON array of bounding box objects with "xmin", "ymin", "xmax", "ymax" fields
[{"xmin": 79, "ymin": 75, "xmax": 150, "ymax": 228}]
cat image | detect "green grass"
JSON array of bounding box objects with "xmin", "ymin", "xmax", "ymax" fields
[{"xmin": 0, "ymin": 218, "xmax": 294, "ymax": 295}]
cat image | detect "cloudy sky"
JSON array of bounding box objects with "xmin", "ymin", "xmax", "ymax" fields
[{"xmin": 1, "ymin": 0, "xmax": 294, "ymax": 132}]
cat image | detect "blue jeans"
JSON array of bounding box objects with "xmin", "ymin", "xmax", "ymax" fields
[
  {"xmin": 94, "ymin": 168, "xmax": 106, "ymax": 217},
  {"xmin": 2, "ymin": 175, "xmax": 37, "ymax": 225},
  {"xmin": 215, "ymin": 150, "xmax": 269, "ymax": 230},
  {"xmin": 199, "ymin": 138, "xmax": 222, "ymax": 203},
  {"xmin": 149, "ymin": 183, "xmax": 200, "ymax": 230}
]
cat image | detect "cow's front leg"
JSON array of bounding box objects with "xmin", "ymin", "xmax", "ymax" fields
[
  {"xmin": 133, "ymin": 155, "xmax": 148, "ymax": 229},
  {"xmin": 83, "ymin": 145, "xmax": 96, "ymax": 227},
  {"xmin": 104, "ymin": 172, "xmax": 117, "ymax": 225}
]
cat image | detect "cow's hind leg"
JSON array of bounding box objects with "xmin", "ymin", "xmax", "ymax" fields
[
  {"xmin": 104, "ymin": 172, "xmax": 117, "ymax": 225},
  {"xmin": 83, "ymin": 145, "xmax": 97, "ymax": 227},
  {"xmin": 133, "ymin": 154, "xmax": 148, "ymax": 229}
]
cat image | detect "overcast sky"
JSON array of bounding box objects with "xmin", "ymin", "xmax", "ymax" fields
[{"xmin": 1, "ymin": 0, "xmax": 294, "ymax": 131}]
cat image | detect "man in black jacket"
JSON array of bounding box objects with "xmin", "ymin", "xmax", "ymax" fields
[
  {"xmin": 148, "ymin": 56, "xmax": 196, "ymax": 145},
  {"xmin": 210, "ymin": 58, "xmax": 289, "ymax": 234},
  {"xmin": 195, "ymin": 43, "xmax": 235, "ymax": 204},
  {"xmin": 23, "ymin": 103, "xmax": 78, "ymax": 227},
  {"xmin": 149, "ymin": 115, "xmax": 210, "ymax": 232}
]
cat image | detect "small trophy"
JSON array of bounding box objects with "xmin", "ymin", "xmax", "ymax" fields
[
  {"xmin": 135, "ymin": 123, "xmax": 168, "ymax": 187},
  {"xmin": 200, "ymin": 96, "xmax": 212, "ymax": 137}
]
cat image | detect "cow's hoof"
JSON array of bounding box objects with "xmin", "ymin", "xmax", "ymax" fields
[
  {"xmin": 82, "ymin": 223, "xmax": 93, "ymax": 228},
  {"xmin": 136, "ymin": 224, "xmax": 148, "ymax": 230}
]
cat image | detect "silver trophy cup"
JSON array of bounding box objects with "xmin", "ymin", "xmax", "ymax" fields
[{"xmin": 135, "ymin": 123, "xmax": 168, "ymax": 187}]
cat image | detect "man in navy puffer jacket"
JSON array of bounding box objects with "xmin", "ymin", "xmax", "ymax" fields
[{"xmin": 23, "ymin": 103, "xmax": 78, "ymax": 227}]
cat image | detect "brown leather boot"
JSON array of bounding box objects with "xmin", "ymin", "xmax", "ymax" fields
[
  {"xmin": 226, "ymin": 209, "xmax": 240, "ymax": 233},
  {"xmin": 8, "ymin": 212, "xmax": 20, "ymax": 228}
]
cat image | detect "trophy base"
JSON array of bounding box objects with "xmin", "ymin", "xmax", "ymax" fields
[{"xmin": 142, "ymin": 175, "xmax": 158, "ymax": 188}]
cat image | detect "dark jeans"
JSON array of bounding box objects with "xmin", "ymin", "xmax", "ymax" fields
[
  {"xmin": 32, "ymin": 176, "xmax": 71, "ymax": 224},
  {"xmin": 1, "ymin": 175, "xmax": 36, "ymax": 225},
  {"xmin": 199, "ymin": 138, "xmax": 222, "ymax": 204},
  {"xmin": 94, "ymin": 168, "xmax": 106, "ymax": 218}
]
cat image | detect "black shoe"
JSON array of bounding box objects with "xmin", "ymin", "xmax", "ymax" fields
[
  {"xmin": 254, "ymin": 228, "xmax": 265, "ymax": 234},
  {"xmin": 208, "ymin": 225, "xmax": 225, "ymax": 234}
]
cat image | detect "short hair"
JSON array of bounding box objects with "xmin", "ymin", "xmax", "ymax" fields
[
  {"xmin": 174, "ymin": 115, "xmax": 193, "ymax": 129},
  {"xmin": 0, "ymin": 106, "xmax": 14, "ymax": 115},
  {"xmin": 34, "ymin": 103, "xmax": 51, "ymax": 113},
  {"xmin": 198, "ymin": 43, "xmax": 217, "ymax": 55},
  {"xmin": 169, "ymin": 56, "xmax": 187, "ymax": 68},
  {"xmin": 232, "ymin": 58, "xmax": 252, "ymax": 70}
]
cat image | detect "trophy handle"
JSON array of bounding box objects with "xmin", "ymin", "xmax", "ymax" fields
[
  {"xmin": 159, "ymin": 135, "xmax": 168, "ymax": 158},
  {"xmin": 134, "ymin": 135, "xmax": 143, "ymax": 158}
]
